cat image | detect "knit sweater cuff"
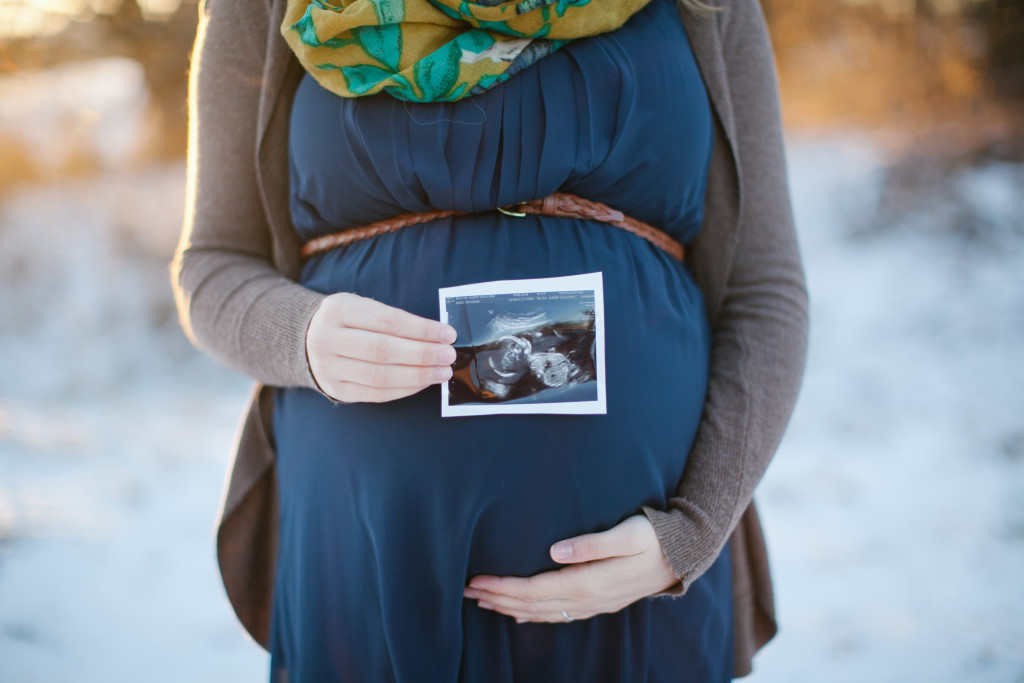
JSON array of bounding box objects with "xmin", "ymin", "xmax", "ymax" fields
[
  {"xmin": 232, "ymin": 279, "xmax": 326, "ymax": 391},
  {"xmin": 641, "ymin": 432, "xmax": 749, "ymax": 594},
  {"xmin": 642, "ymin": 505, "xmax": 710, "ymax": 594},
  {"xmin": 275, "ymin": 287, "xmax": 326, "ymax": 391}
]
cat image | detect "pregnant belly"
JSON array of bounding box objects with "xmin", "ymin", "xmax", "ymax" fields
[{"xmin": 276, "ymin": 213, "xmax": 710, "ymax": 578}]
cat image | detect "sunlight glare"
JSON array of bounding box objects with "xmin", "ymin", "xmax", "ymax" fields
[
  {"xmin": 136, "ymin": 0, "xmax": 180, "ymax": 16},
  {"xmin": 0, "ymin": 0, "xmax": 85, "ymax": 38}
]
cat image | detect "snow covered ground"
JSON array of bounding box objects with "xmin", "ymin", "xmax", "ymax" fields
[
  {"xmin": 748, "ymin": 140, "xmax": 1024, "ymax": 682},
  {"xmin": 0, "ymin": 61, "xmax": 1022, "ymax": 682}
]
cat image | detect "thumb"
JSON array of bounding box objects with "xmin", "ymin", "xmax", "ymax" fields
[{"xmin": 549, "ymin": 515, "xmax": 646, "ymax": 564}]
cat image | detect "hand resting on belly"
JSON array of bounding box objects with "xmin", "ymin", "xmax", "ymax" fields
[{"xmin": 463, "ymin": 515, "xmax": 679, "ymax": 623}]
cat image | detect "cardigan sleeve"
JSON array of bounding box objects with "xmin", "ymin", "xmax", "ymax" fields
[
  {"xmin": 642, "ymin": 0, "xmax": 809, "ymax": 591},
  {"xmin": 171, "ymin": 0, "xmax": 326, "ymax": 389}
]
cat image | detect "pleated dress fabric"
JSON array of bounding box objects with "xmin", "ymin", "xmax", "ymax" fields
[{"xmin": 270, "ymin": 0, "xmax": 733, "ymax": 680}]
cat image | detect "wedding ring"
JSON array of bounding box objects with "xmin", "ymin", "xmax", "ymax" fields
[{"xmin": 561, "ymin": 610, "xmax": 574, "ymax": 623}]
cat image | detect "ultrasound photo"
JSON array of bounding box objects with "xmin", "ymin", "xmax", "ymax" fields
[{"xmin": 439, "ymin": 273, "xmax": 606, "ymax": 417}]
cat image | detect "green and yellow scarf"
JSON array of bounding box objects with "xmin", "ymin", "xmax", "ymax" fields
[{"xmin": 282, "ymin": 0, "xmax": 652, "ymax": 102}]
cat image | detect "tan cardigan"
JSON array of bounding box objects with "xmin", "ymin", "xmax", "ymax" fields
[{"xmin": 172, "ymin": 0, "xmax": 808, "ymax": 676}]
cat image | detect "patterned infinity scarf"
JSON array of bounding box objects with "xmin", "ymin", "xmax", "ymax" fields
[{"xmin": 281, "ymin": 0, "xmax": 652, "ymax": 102}]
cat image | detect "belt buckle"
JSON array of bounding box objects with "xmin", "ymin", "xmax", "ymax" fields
[{"xmin": 497, "ymin": 203, "xmax": 527, "ymax": 218}]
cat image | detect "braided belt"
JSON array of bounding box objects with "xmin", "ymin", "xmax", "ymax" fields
[{"xmin": 300, "ymin": 192, "xmax": 685, "ymax": 263}]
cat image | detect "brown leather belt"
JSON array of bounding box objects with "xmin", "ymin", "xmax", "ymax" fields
[{"xmin": 300, "ymin": 192, "xmax": 685, "ymax": 262}]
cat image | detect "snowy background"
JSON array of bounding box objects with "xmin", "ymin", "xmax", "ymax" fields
[{"xmin": 0, "ymin": 58, "xmax": 1022, "ymax": 682}]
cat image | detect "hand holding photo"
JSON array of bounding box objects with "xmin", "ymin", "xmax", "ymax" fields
[{"xmin": 439, "ymin": 272, "xmax": 606, "ymax": 417}]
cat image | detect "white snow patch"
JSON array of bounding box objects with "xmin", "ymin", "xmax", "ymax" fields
[{"xmin": 746, "ymin": 137, "xmax": 1024, "ymax": 682}]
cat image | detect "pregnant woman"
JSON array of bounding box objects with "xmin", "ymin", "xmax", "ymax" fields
[{"xmin": 172, "ymin": 0, "xmax": 808, "ymax": 681}]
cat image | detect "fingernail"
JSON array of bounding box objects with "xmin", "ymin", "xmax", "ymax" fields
[
  {"xmin": 439, "ymin": 347, "xmax": 456, "ymax": 364},
  {"xmin": 515, "ymin": 618, "xmax": 526, "ymax": 624},
  {"xmin": 440, "ymin": 326, "xmax": 457, "ymax": 343},
  {"xmin": 468, "ymin": 579, "xmax": 483, "ymax": 589},
  {"xmin": 478, "ymin": 602, "xmax": 494, "ymax": 611},
  {"xmin": 435, "ymin": 366, "xmax": 452, "ymax": 381},
  {"xmin": 551, "ymin": 542, "xmax": 573, "ymax": 561}
]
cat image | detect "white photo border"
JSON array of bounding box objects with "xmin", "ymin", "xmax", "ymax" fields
[{"xmin": 438, "ymin": 272, "xmax": 606, "ymax": 418}]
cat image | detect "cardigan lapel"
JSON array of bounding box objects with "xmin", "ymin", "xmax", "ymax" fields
[
  {"xmin": 256, "ymin": 0, "xmax": 306, "ymax": 279},
  {"xmin": 676, "ymin": 2, "xmax": 738, "ymax": 152},
  {"xmin": 675, "ymin": 0, "xmax": 742, "ymax": 320},
  {"xmin": 256, "ymin": 0, "xmax": 287, "ymax": 155}
]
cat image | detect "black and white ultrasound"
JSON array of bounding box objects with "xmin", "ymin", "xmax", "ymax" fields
[{"xmin": 439, "ymin": 274, "xmax": 606, "ymax": 416}]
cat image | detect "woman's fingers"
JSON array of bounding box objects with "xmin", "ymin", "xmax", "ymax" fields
[
  {"xmin": 548, "ymin": 514, "xmax": 649, "ymax": 564},
  {"xmin": 467, "ymin": 589, "xmax": 589, "ymax": 619},
  {"xmin": 328, "ymin": 292, "xmax": 456, "ymax": 343},
  {"xmin": 321, "ymin": 356, "xmax": 452, "ymax": 390},
  {"xmin": 469, "ymin": 562, "xmax": 613, "ymax": 604},
  {"xmin": 468, "ymin": 566, "xmax": 575, "ymax": 602},
  {"xmin": 325, "ymin": 381, "xmax": 434, "ymax": 404},
  {"xmin": 464, "ymin": 517, "xmax": 679, "ymax": 624},
  {"xmin": 465, "ymin": 562, "xmax": 623, "ymax": 622},
  {"xmin": 330, "ymin": 327, "xmax": 456, "ymax": 367},
  {"xmin": 306, "ymin": 292, "xmax": 458, "ymax": 403},
  {"xmin": 475, "ymin": 599, "xmax": 600, "ymax": 624}
]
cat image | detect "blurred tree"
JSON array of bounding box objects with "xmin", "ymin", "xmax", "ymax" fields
[
  {"xmin": 0, "ymin": 0, "xmax": 1020, "ymax": 166},
  {"xmin": 974, "ymin": 0, "xmax": 1024, "ymax": 103},
  {"xmin": 761, "ymin": 0, "xmax": 1023, "ymax": 160},
  {"xmin": 0, "ymin": 0, "xmax": 197, "ymax": 159}
]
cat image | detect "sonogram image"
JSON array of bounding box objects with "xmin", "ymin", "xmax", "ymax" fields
[{"xmin": 444, "ymin": 291, "xmax": 598, "ymax": 406}]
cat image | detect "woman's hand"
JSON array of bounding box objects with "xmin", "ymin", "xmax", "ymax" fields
[
  {"xmin": 306, "ymin": 292, "xmax": 457, "ymax": 403},
  {"xmin": 463, "ymin": 515, "xmax": 679, "ymax": 623}
]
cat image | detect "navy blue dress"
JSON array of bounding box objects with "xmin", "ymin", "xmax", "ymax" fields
[{"xmin": 270, "ymin": 0, "xmax": 733, "ymax": 680}]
